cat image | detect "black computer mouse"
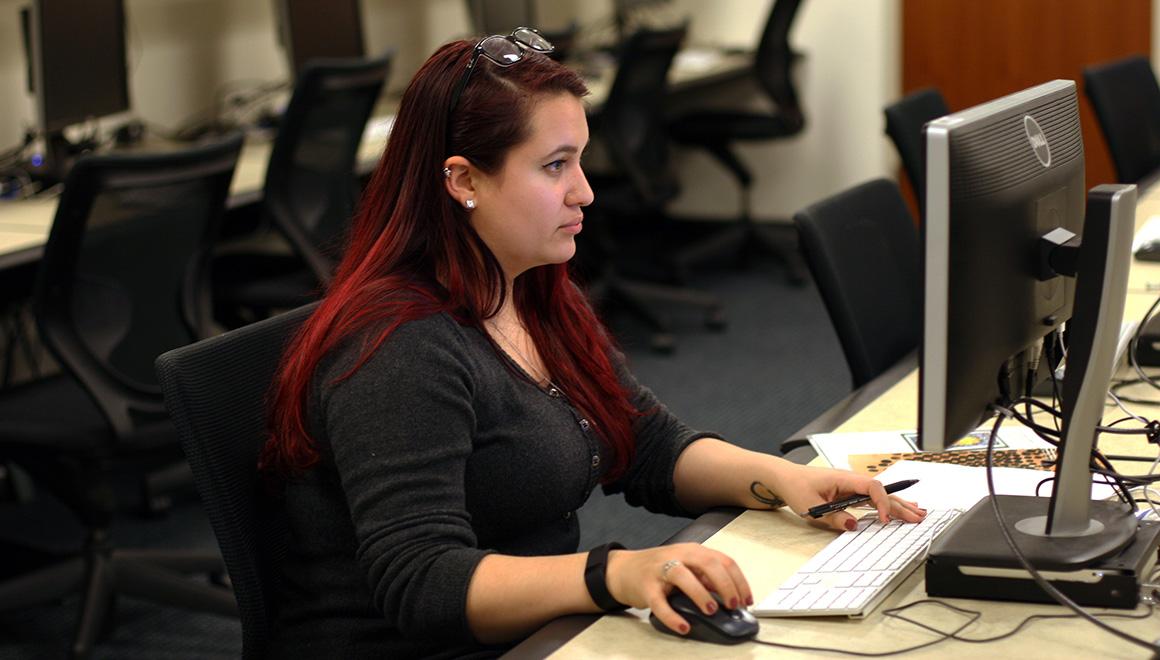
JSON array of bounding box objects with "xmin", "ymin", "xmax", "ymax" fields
[{"xmin": 649, "ymin": 590, "xmax": 759, "ymax": 645}]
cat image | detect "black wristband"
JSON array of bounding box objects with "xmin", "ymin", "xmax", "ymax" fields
[{"xmin": 584, "ymin": 542, "xmax": 629, "ymax": 611}]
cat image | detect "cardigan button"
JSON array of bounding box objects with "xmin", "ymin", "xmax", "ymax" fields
[
  {"xmin": 578, "ymin": 418, "xmax": 590, "ymax": 431},
  {"xmin": 563, "ymin": 511, "xmax": 573, "ymax": 520},
  {"xmin": 591, "ymin": 454, "xmax": 600, "ymax": 468}
]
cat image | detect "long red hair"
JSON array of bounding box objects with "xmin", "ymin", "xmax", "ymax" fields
[{"xmin": 262, "ymin": 39, "xmax": 640, "ymax": 482}]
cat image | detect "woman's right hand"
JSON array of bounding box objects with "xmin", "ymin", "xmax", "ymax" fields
[{"xmin": 604, "ymin": 543, "xmax": 752, "ymax": 636}]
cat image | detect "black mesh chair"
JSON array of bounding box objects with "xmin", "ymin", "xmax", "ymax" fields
[
  {"xmin": 884, "ymin": 87, "xmax": 949, "ymax": 207},
  {"xmin": 156, "ymin": 304, "xmax": 313, "ymax": 660},
  {"xmin": 214, "ymin": 55, "xmax": 390, "ymax": 324},
  {"xmin": 793, "ymin": 178, "xmax": 920, "ymax": 389},
  {"xmin": 585, "ymin": 26, "xmax": 725, "ymax": 353},
  {"xmin": 667, "ymin": 0, "xmax": 808, "ymax": 284},
  {"xmin": 1083, "ymin": 55, "xmax": 1160, "ymax": 184},
  {"xmin": 0, "ymin": 136, "xmax": 244, "ymax": 658}
]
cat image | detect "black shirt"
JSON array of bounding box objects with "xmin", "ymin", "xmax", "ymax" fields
[{"xmin": 270, "ymin": 312, "xmax": 719, "ymax": 658}]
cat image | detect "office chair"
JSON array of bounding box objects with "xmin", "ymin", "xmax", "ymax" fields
[
  {"xmin": 794, "ymin": 178, "xmax": 920, "ymax": 389},
  {"xmin": 585, "ymin": 26, "xmax": 725, "ymax": 353},
  {"xmin": 883, "ymin": 87, "xmax": 949, "ymax": 207},
  {"xmin": 1083, "ymin": 55, "xmax": 1160, "ymax": 184},
  {"xmin": 0, "ymin": 136, "xmax": 244, "ymax": 659},
  {"xmin": 213, "ymin": 55, "xmax": 390, "ymax": 325},
  {"xmin": 156, "ymin": 303, "xmax": 314, "ymax": 660},
  {"xmin": 667, "ymin": 0, "xmax": 809, "ymax": 285}
]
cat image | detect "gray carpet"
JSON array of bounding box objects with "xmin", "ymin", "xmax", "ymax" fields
[{"xmin": 0, "ymin": 258, "xmax": 851, "ymax": 659}]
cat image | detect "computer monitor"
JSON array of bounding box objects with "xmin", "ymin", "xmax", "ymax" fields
[
  {"xmin": 920, "ymin": 80, "xmax": 1151, "ymax": 603},
  {"xmin": 24, "ymin": 0, "xmax": 130, "ymax": 179},
  {"xmin": 275, "ymin": 0, "xmax": 365, "ymax": 76}
]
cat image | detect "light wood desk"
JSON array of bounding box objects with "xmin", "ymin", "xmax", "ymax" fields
[{"xmin": 537, "ymin": 185, "xmax": 1160, "ymax": 658}]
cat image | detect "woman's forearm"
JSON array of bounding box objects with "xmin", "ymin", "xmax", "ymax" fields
[
  {"xmin": 464, "ymin": 552, "xmax": 599, "ymax": 643},
  {"xmin": 672, "ymin": 437, "xmax": 797, "ymax": 514}
]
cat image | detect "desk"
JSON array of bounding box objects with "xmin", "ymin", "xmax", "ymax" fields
[{"xmin": 526, "ymin": 183, "xmax": 1160, "ymax": 658}]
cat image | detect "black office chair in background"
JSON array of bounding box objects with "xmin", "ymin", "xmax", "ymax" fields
[
  {"xmin": 883, "ymin": 86, "xmax": 949, "ymax": 209},
  {"xmin": 667, "ymin": 0, "xmax": 808, "ymax": 285},
  {"xmin": 0, "ymin": 136, "xmax": 244, "ymax": 658},
  {"xmin": 1083, "ymin": 55, "xmax": 1160, "ymax": 185},
  {"xmin": 584, "ymin": 26, "xmax": 725, "ymax": 353},
  {"xmin": 156, "ymin": 304, "xmax": 314, "ymax": 660},
  {"xmin": 213, "ymin": 55, "xmax": 390, "ymax": 326},
  {"xmin": 793, "ymin": 178, "xmax": 920, "ymax": 389}
]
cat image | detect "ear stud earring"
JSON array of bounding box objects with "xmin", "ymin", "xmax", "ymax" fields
[
  {"xmin": 442, "ymin": 167, "xmax": 452, "ymax": 178},
  {"xmin": 465, "ymin": 199, "xmax": 476, "ymax": 209}
]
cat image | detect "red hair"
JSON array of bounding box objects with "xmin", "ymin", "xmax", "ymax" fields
[{"xmin": 262, "ymin": 39, "xmax": 640, "ymax": 482}]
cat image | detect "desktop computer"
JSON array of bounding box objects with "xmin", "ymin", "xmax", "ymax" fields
[{"xmin": 916, "ymin": 79, "xmax": 1159, "ymax": 607}]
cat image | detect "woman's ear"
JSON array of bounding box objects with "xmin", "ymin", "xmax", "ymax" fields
[{"xmin": 442, "ymin": 156, "xmax": 478, "ymax": 211}]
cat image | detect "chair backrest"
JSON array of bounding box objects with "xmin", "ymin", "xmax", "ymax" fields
[
  {"xmin": 884, "ymin": 87, "xmax": 949, "ymax": 203},
  {"xmin": 467, "ymin": 0, "xmax": 535, "ymax": 35},
  {"xmin": 600, "ymin": 26, "xmax": 687, "ymax": 207},
  {"xmin": 35, "ymin": 135, "xmax": 243, "ymax": 437},
  {"xmin": 793, "ymin": 178, "xmax": 920, "ymax": 388},
  {"xmin": 264, "ymin": 55, "xmax": 390, "ymax": 284},
  {"xmin": 155, "ymin": 302, "xmax": 316, "ymax": 660},
  {"xmin": 1083, "ymin": 55, "xmax": 1160, "ymax": 184},
  {"xmin": 754, "ymin": 0, "xmax": 806, "ymax": 131}
]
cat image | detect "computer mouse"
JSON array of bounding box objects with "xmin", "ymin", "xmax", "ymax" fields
[{"xmin": 648, "ymin": 590, "xmax": 759, "ymax": 645}]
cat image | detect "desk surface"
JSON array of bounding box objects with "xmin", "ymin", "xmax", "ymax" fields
[
  {"xmin": 535, "ymin": 183, "xmax": 1160, "ymax": 658},
  {"xmin": 0, "ymin": 48, "xmax": 751, "ymax": 272}
]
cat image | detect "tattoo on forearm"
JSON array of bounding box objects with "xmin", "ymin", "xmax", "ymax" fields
[{"xmin": 749, "ymin": 481, "xmax": 786, "ymax": 510}]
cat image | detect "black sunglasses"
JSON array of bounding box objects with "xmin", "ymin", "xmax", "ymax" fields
[{"xmin": 447, "ymin": 27, "xmax": 555, "ymax": 121}]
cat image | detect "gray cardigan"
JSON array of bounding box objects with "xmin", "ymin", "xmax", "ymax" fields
[{"xmin": 270, "ymin": 312, "xmax": 720, "ymax": 658}]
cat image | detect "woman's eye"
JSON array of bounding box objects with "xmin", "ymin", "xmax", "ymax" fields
[{"xmin": 545, "ymin": 159, "xmax": 565, "ymax": 172}]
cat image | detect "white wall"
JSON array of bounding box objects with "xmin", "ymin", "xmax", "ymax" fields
[{"xmin": 664, "ymin": 0, "xmax": 902, "ymax": 222}]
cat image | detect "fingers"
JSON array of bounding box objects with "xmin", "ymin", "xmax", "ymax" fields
[{"xmin": 647, "ymin": 546, "xmax": 753, "ymax": 636}]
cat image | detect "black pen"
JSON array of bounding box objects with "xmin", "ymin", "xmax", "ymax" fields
[{"xmin": 800, "ymin": 479, "xmax": 920, "ymax": 519}]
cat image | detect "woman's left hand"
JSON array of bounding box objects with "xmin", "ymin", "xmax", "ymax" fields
[{"xmin": 770, "ymin": 463, "xmax": 926, "ymax": 532}]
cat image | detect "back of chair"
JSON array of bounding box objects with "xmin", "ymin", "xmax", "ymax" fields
[
  {"xmin": 794, "ymin": 178, "xmax": 920, "ymax": 388},
  {"xmin": 34, "ymin": 135, "xmax": 243, "ymax": 437},
  {"xmin": 156, "ymin": 302, "xmax": 316, "ymax": 660},
  {"xmin": 265, "ymin": 55, "xmax": 391, "ymax": 283},
  {"xmin": 754, "ymin": 0, "xmax": 805, "ymax": 130},
  {"xmin": 884, "ymin": 87, "xmax": 949, "ymax": 201},
  {"xmin": 1083, "ymin": 55, "xmax": 1160, "ymax": 184},
  {"xmin": 601, "ymin": 26, "xmax": 687, "ymax": 207}
]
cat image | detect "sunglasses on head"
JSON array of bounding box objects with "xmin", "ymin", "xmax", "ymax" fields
[{"xmin": 447, "ymin": 27, "xmax": 555, "ymax": 121}]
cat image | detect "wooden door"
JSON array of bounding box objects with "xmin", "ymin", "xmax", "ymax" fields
[{"xmin": 901, "ymin": 0, "xmax": 1151, "ymax": 209}]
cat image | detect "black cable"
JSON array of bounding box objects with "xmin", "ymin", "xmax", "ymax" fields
[
  {"xmin": 886, "ymin": 599, "xmax": 1153, "ymax": 645},
  {"xmin": 983, "ymin": 407, "xmax": 1160, "ymax": 654},
  {"xmin": 751, "ymin": 600, "xmax": 979, "ymax": 656},
  {"xmin": 1128, "ymin": 295, "xmax": 1160, "ymax": 392}
]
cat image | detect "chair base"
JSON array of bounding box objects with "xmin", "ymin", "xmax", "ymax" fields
[
  {"xmin": 589, "ymin": 267, "xmax": 725, "ymax": 354},
  {"xmin": 673, "ymin": 219, "xmax": 808, "ymax": 286},
  {"xmin": 0, "ymin": 537, "xmax": 237, "ymax": 659}
]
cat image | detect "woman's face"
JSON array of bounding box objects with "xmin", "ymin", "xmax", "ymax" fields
[{"xmin": 469, "ymin": 93, "xmax": 594, "ymax": 280}]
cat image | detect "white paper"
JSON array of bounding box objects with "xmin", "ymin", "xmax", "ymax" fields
[
  {"xmin": 869, "ymin": 460, "xmax": 1119, "ymax": 512},
  {"xmin": 808, "ymin": 425, "xmax": 1052, "ymax": 471}
]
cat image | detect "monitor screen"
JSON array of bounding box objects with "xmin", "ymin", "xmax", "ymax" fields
[
  {"xmin": 278, "ymin": 0, "xmax": 365, "ymax": 76},
  {"xmin": 919, "ymin": 80, "xmax": 1086, "ymax": 452},
  {"xmin": 29, "ymin": 0, "xmax": 130, "ymax": 134}
]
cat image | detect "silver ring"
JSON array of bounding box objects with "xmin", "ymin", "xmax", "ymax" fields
[{"xmin": 660, "ymin": 559, "xmax": 682, "ymax": 583}]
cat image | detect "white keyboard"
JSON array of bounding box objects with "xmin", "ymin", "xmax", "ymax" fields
[{"xmin": 753, "ymin": 509, "xmax": 962, "ymax": 618}]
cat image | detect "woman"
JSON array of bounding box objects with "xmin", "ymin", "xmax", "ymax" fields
[{"xmin": 262, "ymin": 30, "xmax": 924, "ymax": 658}]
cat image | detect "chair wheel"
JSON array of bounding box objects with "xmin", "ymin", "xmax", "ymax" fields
[
  {"xmin": 210, "ymin": 571, "xmax": 233, "ymax": 589},
  {"xmin": 649, "ymin": 333, "xmax": 676, "ymax": 354},
  {"xmin": 705, "ymin": 309, "xmax": 727, "ymax": 331}
]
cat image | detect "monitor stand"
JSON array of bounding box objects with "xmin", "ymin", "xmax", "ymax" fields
[{"xmin": 926, "ymin": 496, "xmax": 1159, "ymax": 608}]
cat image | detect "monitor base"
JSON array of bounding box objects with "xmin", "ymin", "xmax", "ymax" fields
[{"xmin": 926, "ymin": 496, "xmax": 1158, "ymax": 609}]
